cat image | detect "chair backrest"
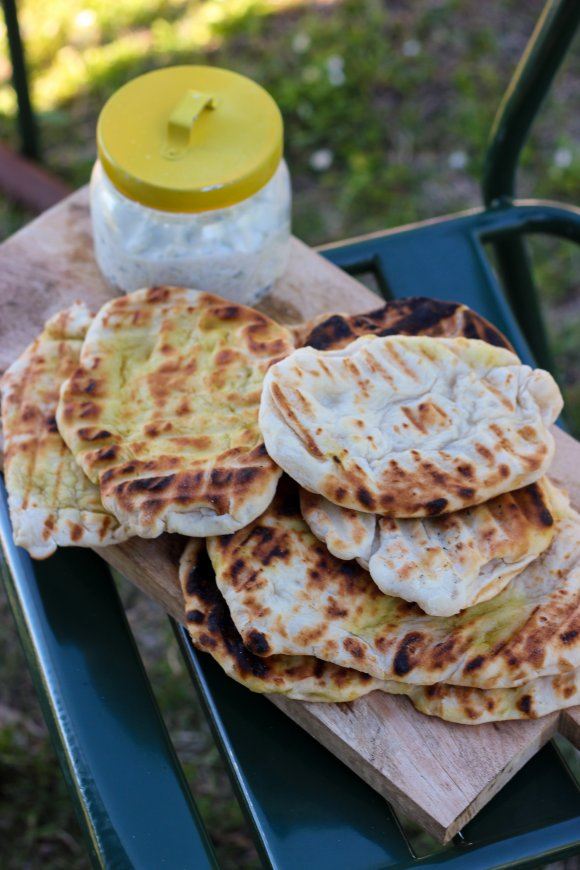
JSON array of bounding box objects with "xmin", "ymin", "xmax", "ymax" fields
[
  {"xmin": 482, "ymin": 0, "xmax": 580, "ymax": 370},
  {"xmin": 483, "ymin": 0, "xmax": 580, "ymax": 207},
  {"xmin": 328, "ymin": 0, "xmax": 580, "ymax": 374}
]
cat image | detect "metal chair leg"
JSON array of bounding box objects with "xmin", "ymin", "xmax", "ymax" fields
[{"xmin": 2, "ymin": 0, "xmax": 40, "ymax": 159}]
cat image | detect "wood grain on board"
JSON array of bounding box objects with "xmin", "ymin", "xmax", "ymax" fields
[{"xmin": 1, "ymin": 186, "xmax": 579, "ymax": 844}]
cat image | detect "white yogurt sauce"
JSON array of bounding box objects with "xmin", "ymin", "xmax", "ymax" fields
[{"xmin": 90, "ymin": 160, "xmax": 291, "ymax": 303}]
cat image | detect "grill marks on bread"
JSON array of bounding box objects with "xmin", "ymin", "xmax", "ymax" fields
[
  {"xmin": 301, "ymin": 297, "xmax": 513, "ymax": 352},
  {"xmin": 405, "ymin": 669, "xmax": 580, "ymax": 723},
  {"xmin": 184, "ymin": 495, "xmax": 580, "ymax": 721},
  {"xmin": 179, "ymin": 538, "xmax": 382, "ymax": 702},
  {"xmin": 260, "ymin": 335, "xmax": 563, "ymax": 517},
  {"xmin": 0, "ymin": 304, "xmax": 131, "ymax": 558},
  {"xmin": 206, "ymin": 479, "xmax": 580, "ymax": 689},
  {"xmin": 57, "ymin": 288, "xmax": 294, "ymax": 537},
  {"xmin": 301, "ymin": 479, "xmax": 559, "ymax": 616},
  {"xmin": 295, "ymin": 295, "xmax": 562, "ymax": 617}
]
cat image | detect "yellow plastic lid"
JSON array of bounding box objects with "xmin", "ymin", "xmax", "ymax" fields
[{"xmin": 97, "ymin": 65, "xmax": 283, "ymax": 213}]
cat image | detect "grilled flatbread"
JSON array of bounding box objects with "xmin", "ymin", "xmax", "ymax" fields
[
  {"xmin": 300, "ymin": 296, "xmax": 512, "ymax": 351},
  {"xmin": 1, "ymin": 304, "xmax": 131, "ymax": 558},
  {"xmin": 181, "ymin": 538, "xmax": 580, "ymax": 722},
  {"xmin": 180, "ymin": 538, "xmax": 381, "ymax": 702},
  {"xmin": 298, "ymin": 299, "xmax": 557, "ymax": 615},
  {"xmin": 300, "ymin": 480, "xmax": 558, "ymax": 617},
  {"xmin": 260, "ymin": 335, "xmax": 562, "ymax": 516},
  {"xmin": 57, "ymin": 287, "xmax": 294, "ymax": 537},
  {"xmin": 399, "ymin": 669, "xmax": 580, "ymax": 723},
  {"xmin": 207, "ymin": 480, "xmax": 580, "ymax": 689}
]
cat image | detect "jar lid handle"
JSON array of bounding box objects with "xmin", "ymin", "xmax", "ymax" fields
[{"xmin": 163, "ymin": 90, "xmax": 216, "ymax": 160}]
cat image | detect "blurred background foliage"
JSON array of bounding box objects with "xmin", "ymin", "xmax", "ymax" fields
[{"xmin": 0, "ymin": 0, "xmax": 578, "ymax": 867}]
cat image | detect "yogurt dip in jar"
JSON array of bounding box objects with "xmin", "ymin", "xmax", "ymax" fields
[{"xmin": 91, "ymin": 66, "xmax": 291, "ymax": 303}]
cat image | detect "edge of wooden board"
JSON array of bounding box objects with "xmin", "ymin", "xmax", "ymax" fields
[
  {"xmin": 559, "ymin": 707, "xmax": 580, "ymax": 746},
  {"xmin": 268, "ymin": 695, "xmax": 560, "ymax": 843},
  {"xmin": 548, "ymin": 427, "xmax": 580, "ymax": 512}
]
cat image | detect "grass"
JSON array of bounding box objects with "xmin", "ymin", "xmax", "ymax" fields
[
  {"xmin": 0, "ymin": 0, "xmax": 579, "ymax": 866},
  {"xmin": 0, "ymin": 587, "xmax": 90, "ymax": 869}
]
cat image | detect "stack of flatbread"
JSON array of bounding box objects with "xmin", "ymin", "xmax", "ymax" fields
[
  {"xmin": 3, "ymin": 287, "xmax": 579, "ymax": 725},
  {"xmin": 2, "ymin": 287, "xmax": 294, "ymax": 556}
]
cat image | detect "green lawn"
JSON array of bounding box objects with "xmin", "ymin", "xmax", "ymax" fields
[{"xmin": 0, "ymin": 0, "xmax": 579, "ymax": 866}]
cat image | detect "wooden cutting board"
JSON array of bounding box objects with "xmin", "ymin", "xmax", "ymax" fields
[{"xmin": 1, "ymin": 187, "xmax": 579, "ymax": 844}]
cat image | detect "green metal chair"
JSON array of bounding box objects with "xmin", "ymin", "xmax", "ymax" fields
[
  {"xmin": 1, "ymin": 0, "xmax": 579, "ymax": 866},
  {"xmin": 1, "ymin": 0, "xmax": 40, "ymax": 159}
]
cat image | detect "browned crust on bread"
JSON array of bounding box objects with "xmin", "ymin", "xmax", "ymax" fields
[
  {"xmin": 99, "ymin": 445, "xmax": 276, "ymax": 528},
  {"xmin": 180, "ymin": 539, "xmax": 376, "ymax": 694},
  {"xmin": 300, "ymin": 296, "xmax": 512, "ymax": 352},
  {"xmin": 57, "ymin": 288, "xmax": 295, "ymax": 535},
  {"xmin": 208, "ymin": 478, "xmax": 580, "ymax": 688}
]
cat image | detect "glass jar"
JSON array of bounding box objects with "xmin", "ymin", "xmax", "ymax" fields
[
  {"xmin": 90, "ymin": 66, "xmax": 291, "ymax": 303},
  {"xmin": 90, "ymin": 158, "xmax": 290, "ymax": 302}
]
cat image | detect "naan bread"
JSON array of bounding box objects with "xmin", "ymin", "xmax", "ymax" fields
[
  {"xmin": 207, "ymin": 480, "xmax": 580, "ymax": 689},
  {"xmin": 180, "ymin": 538, "xmax": 381, "ymax": 702},
  {"xmin": 297, "ymin": 297, "xmax": 556, "ymax": 615},
  {"xmin": 57, "ymin": 287, "xmax": 294, "ymax": 537},
  {"xmin": 300, "ymin": 479, "xmax": 558, "ymax": 616},
  {"xmin": 399, "ymin": 669, "xmax": 580, "ymax": 724},
  {"xmin": 181, "ymin": 538, "xmax": 580, "ymax": 722},
  {"xmin": 260, "ymin": 335, "xmax": 563, "ymax": 516},
  {"xmin": 299, "ymin": 296, "xmax": 512, "ymax": 351},
  {"xmin": 1, "ymin": 304, "xmax": 131, "ymax": 558}
]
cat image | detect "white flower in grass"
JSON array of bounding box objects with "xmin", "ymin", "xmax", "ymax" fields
[
  {"xmin": 310, "ymin": 149, "xmax": 334, "ymax": 171},
  {"xmin": 326, "ymin": 55, "xmax": 345, "ymax": 86},
  {"xmin": 402, "ymin": 39, "xmax": 421, "ymax": 57},
  {"xmin": 554, "ymin": 147, "xmax": 572, "ymax": 168},
  {"xmin": 302, "ymin": 65, "xmax": 321, "ymax": 84},
  {"xmin": 448, "ymin": 150, "xmax": 468, "ymax": 170},
  {"xmin": 74, "ymin": 9, "xmax": 97, "ymax": 29},
  {"xmin": 70, "ymin": 8, "xmax": 99, "ymax": 46},
  {"xmin": 292, "ymin": 32, "xmax": 311, "ymax": 53}
]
